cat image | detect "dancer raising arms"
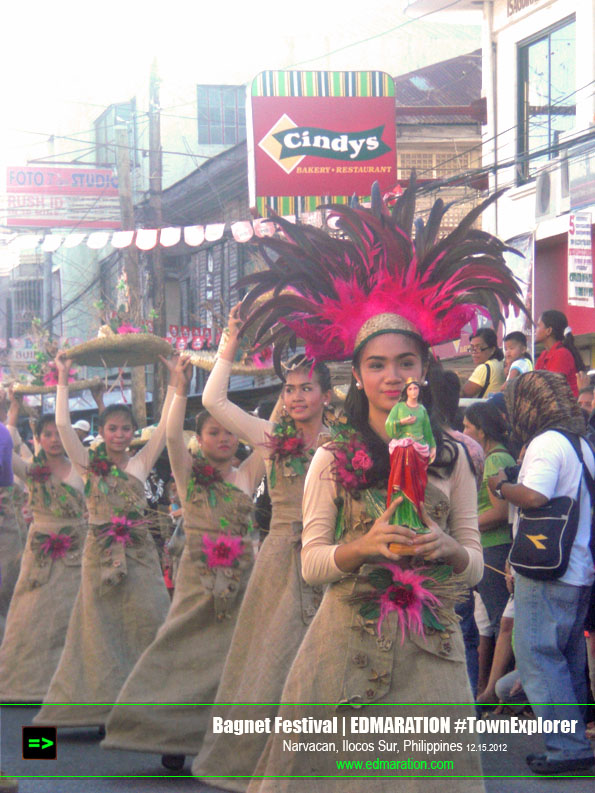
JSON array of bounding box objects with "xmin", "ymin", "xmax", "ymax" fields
[
  {"xmin": 193, "ymin": 306, "xmax": 332, "ymax": 791},
  {"xmin": 0, "ymin": 404, "xmax": 86, "ymax": 703},
  {"xmin": 102, "ymin": 355, "xmax": 265, "ymax": 770},
  {"xmin": 34, "ymin": 352, "xmax": 177, "ymax": 729}
]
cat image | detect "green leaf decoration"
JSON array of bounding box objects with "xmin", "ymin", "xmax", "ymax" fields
[
  {"xmin": 43, "ymin": 487, "xmax": 51, "ymax": 508},
  {"xmin": 290, "ymin": 457, "xmax": 305, "ymax": 476},
  {"xmin": 334, "ymin": 496, "xmax": 345, "ymax": 541},
  {"xmin": 428, "ymin": 565, "xmax": 453, "ymax": 583},
  {"xmin": 208, "ymin": 488, "xmax": 217, "ymax": 507},
  {"xmin": 84, "ymin": 478, "xmax": 91, "ymax": 497},
  {"xmin": 422, "ymin": 605, "xmax": 446, "ymax": 632},
  {"xmin": 220, "ymin": 517, "xmax": 230, "ymax": 529},
  {"xmin": 223, "ymin": 495, "xmax": 232, "ymax": 503},
  {"xmin": 247, "ymin": 518, "xmax": 254, "ymax": 534},
  {"xmin": 59, "ymin": 494, "xmax": 66, "ymax": 503},
  {"xmin": 368, "ymin": 567, "xmax": 393, "ymax": 590},
  {"xmin": 98, "ymin": 478, "xmax": 109, "ymax": 495},
  {"xmin": 186, "ymin": 480, "xmax": 195, "ymax": 502},
  {"xmin": 359, "ymin": 602, "xmax": 380, "ymax": 620},
  {"xmin": 269, "ymin": 461, "xmax": 277, "ymax": 489}
]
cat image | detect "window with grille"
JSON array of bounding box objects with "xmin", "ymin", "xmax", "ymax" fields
[
  {"xmin": 517, "ymin": 16, "xmax": 576, "ymax": 182},
  {"xmin": 398, "ymin": 151, "xmax": 471, "ymax": 180},
  {"xmin": 197, "ymin": 85, "xmax": 246, "ymax": 146},
  {"xmin": 10, "ymin": 279, "xmax": 43, "ymax": 337}
]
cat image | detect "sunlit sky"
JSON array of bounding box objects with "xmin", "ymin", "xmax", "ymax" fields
[{"xmin": 2, "ymin": 0, "xmax": 480, "ymax": 171}]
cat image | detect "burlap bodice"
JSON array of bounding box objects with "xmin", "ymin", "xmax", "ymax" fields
[
  {"xmin": 184, "ymin": 479, "xmax": 256, "ymax": 621},
  {"xmin": 333, "ymin": 479, "xmax": 466, "ymax": 706},
  {"xmin": 84, "ymin": 471, "xmax": 161, "ymax": 593},
  {"xmin": 28, "ymin": 473, "xmax": 85, "ymax": 528}
]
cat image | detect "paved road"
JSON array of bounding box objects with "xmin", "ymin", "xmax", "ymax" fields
[{"xmin": 2, "ymin": 706, "xmax": 594, "ymax": 792}]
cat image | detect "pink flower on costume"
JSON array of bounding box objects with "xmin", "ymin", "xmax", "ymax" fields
[
  {"xmin": 40, "ymin": 533, "xmax": 73, "ymax": 559},
  {"xmin": 377, "ymin": 565, "xmax": 442, "ymax": 642},
  {"xmin": 106, "ymin": 515, "xmax": 137, "ymax": 545},
  {"xmin": 352, "ymin": 449, "xmax": 373, "ymax": 471},
  {"xmin": 117, "ymin": 323, "xmax": 141, "ymax": 334},
  {"xmin": 202, "ymin": 533, "xmax": 244, "ymax": 568}
]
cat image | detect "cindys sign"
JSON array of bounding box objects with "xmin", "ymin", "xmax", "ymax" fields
[
  {"xmin": 249, "ymin": 70, "xmax": 396, "ymax": 207},
  {"xmin": 273, "ymin": 125, "xmax": 390, "ymax": 162}
]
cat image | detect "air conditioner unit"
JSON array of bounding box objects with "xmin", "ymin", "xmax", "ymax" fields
[{"xmin": 534, "ymin": 157, "xmax": 570, "ymax": 221}]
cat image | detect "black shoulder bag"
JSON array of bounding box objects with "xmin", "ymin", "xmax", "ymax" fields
[{"xmin": 509, "ymin": 430, "xmax": 594, "ymax": 580}]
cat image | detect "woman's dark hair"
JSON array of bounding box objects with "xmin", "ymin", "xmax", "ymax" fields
[
  {"xmin": 195, "ymin": 409, "xmax": 213, "ymax": 436},
  {"xmin": 464, "ymin": 401, "xmax": 509, "ymax": 447},
  {"xmin": 428, "ymin": 369, "xmax": 461, "ymax": 429},
  {"xmin": 282, "ymin": 354, "xmax": 332, "ymax": 393},
  {"xmin": 346, "ymin": 332, "xmax": 459, "ymax": 487},
  {"xmin": 34, "ymin": 413, "xmax": 58, "ymax": 438},
  {"xmin": 97, "ymin": 404, "xmax": 137, "ymax": 430},
  {"xmin": 470, "ymin": 328, "xmax": 504, "ymax": 361},
  {"xmin": 503, "ymin": 331, "xmax": 532, "ymax": 362},
  {"xmin": 540, "ymin": 309, "xmax": 586, "ymax": 372}
]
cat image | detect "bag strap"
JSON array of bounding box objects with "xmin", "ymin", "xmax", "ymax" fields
[
  {"xmin": 552, "ymin": 429, "xmax": 595, "ymax": 561},
  {"xmin": 476, "ymin": 362, "xmax": 491, "ymax": 399}
]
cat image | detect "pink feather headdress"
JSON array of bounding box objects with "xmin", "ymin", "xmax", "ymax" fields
[{"xmin": 238, "ymin": 175, "xmax": 525, "ymax": 370}]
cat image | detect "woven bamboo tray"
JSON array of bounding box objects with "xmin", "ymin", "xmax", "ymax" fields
[
  {"xmin": 65, "ymin": 334, "xmax": 172, "ymax": 368},
  {"xmin": 187, "ymin": 350, "xmax": 276, "ymax": 376},
  {"xmin": 12, "ymin": 377, "xmax": 103, "ymax": 396}
]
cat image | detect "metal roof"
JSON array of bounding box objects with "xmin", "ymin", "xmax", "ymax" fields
[{"xmin": 395, "ymin": 50, "xmax": 482, "ymax": 125}]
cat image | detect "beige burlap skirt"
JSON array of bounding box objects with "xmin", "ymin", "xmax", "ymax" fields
[
  {"xmin": 193, "ymin": 524, "xmax": 323, "ymax": 792},
  {"xmin": 101, "ymin": 538, "xmax": 254, "ymax": 756},
  {"xmin": 245, "ymin": 578, "xmax": 485, "ymax": 793},
  {"xmin": 0, "ymin": 495, "xmax": 23, "ymax": 644},
  {"xmin": 0, "ymin": 519, "xmax": 87, "ymax": 703},
  {"xmin": 33, "ymin": 527, "xmax": 170, "ymax": 727}
]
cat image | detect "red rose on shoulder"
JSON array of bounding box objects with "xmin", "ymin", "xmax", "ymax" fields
[{"xmin": 352, "ymin": 449, "xmax": 373, "ymax": 472}]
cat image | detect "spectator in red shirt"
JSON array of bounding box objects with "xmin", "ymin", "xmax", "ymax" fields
[{"xmin": 535, "ymin": 310, "xmax": 586, "ymax": 397}]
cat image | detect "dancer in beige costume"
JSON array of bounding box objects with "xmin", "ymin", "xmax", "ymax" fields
[
  {"xmin": 102, "ymin": 356, "xmax": 265, "ymax": 770},
  {"xmin": 214, "ymin": 180, "xmax": 525, "ymax": 791},
  {"xmin": 0, "ymin": 413, "xmax": 86, "ymax": 702},
  {"xmin": 34, "ymin": 353, "xmax": 176, "ymax": 728},
  {"xmin": 0, "ymin": 407, "xmax": 22, "ymax": 643},
  {"xmin": 248, "ymin": 333, "xmax": 485, "ymax": 792},
  {"xmin": 193, "ymin": 306, "xmax": 332, "ymax": 791}
]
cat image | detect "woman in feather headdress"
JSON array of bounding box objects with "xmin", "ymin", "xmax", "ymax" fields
[{"xmin": 223, "ymin": 176, "xmax": 525, "ymax": 793}]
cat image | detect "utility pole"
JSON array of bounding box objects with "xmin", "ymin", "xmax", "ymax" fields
[
  {"xmin": 42, "ymin": 250, "xmax": 53, "ymax": 338},
  {"xmin": 149, "ymin": 58, "xmax": 167, "ymax": 414},
  {"xmin": 115, "ymin": 123, "xmax": 147, "ymax": 428}
]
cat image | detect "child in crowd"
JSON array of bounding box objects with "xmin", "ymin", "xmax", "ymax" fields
[{"xmin": 502, "ymin": 331, "xmax": 533, "ymax": 389}]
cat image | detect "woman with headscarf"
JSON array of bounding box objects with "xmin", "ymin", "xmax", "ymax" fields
[
  {"xmin": 488, "ymin": 370, "xmax": 594, "ymax": 775},
  {"xmin": 221, "ymin": 178, "xmax": 525, "ymax": 793}
]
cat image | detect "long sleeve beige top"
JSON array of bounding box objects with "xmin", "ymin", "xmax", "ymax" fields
[
  {"xmin": 166, "ymin": 393, "xmax": 265, "ymax": 498},
  {"xmin": 301, "ymin": 446, "xmax": 484, "ymax": 587},
  {"xmin": 55, "ymin": 384, "xmax": 176, "ymax": 487},
  {"xmin": 201, "ymin": 358, "xmax": 276, "ymax": 456}
]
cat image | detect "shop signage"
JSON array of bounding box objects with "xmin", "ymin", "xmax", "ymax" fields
[
  {"xmin": 567, "ymin": 212, "xmax": 594, "ymax": 308},
  {"xmin": 249, "ymin": 71, "xmax": 396, "ymax": 216},
  {"xmin": 4, "ymin": 166, "xmax": 121, "ymax": 229}
]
